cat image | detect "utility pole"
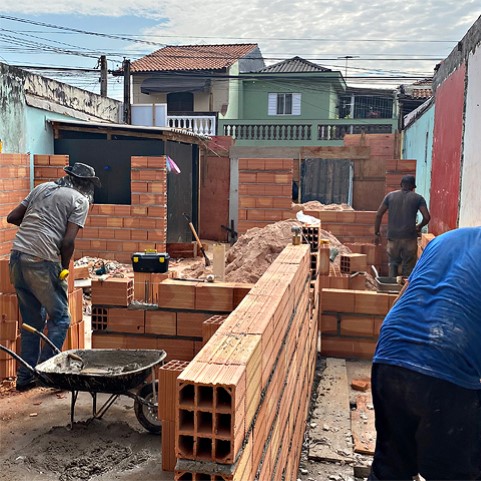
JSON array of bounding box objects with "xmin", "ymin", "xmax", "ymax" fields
[
  {"xmin": 100, "ymin": 55, "xmax": 108, "ymax": 97},
  {"xmin": 123, "ymin": 58, "xmax": 131, "ymax": 124}
]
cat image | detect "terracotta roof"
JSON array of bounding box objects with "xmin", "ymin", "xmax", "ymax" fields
[
  {"xmin": 258, "ymin": 56, "xmax": 332, "ymax": 73},
  {"xmin": 131, "ymin": 44, "xmax": 259, "ymax": 73}
]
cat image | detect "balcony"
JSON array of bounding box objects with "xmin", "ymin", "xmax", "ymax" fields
[
  {"xmin": 218, "ymin": 118, "xmax": 398, "ymax": 146},
  {"xmin": 167, "ymin": 115, "xmax": 217, "ymax": 136}
]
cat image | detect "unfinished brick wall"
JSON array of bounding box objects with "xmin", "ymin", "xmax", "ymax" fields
[
  {"xmin": 90, "ymin": 276, "xmax": 253, "ymax": 362},
  {"xmin": 320, "ymin": 288, "xmax": 397, "ymax": 359},
  {"xmin": 0, "ymin": 258, "xmax": 85, "ymax": 379},
  {"xmin": 0, "ymin": 154, "xmax": 30, "ymax": 256},
  {"xmin": 344, "ymin": 133, "xmax": 400, "ymax": 210},
  {"xmin": 385, "ymin": 159, "xmax": 417, "ymax": 194},
  {"xmin": 238, "ymin": 158, "xmax": 293, "ymax": 234},
  {"xmin": 174, "ymin": 244, "xmax": 317, "ymax": 480},
  {"xmin": 77, "ymin": 156, "xmax": 167, "ymax": 263}
]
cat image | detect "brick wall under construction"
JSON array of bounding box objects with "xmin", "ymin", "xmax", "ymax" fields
[
  {"xmin": 238, "ymin": 158, "xmax": 293, "ymax": 234},
  {"xmin": 173, "ymin": 244, "xmax": 317, "ymax": 480},
  {"xmin": 33, "ymin": 154, "xmax": 168, "ymax": 264},
  {"xmin": 0, "ymin": 154, "xmax": 30, "ymax": 257}
]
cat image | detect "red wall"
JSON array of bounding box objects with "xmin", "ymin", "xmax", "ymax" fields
[{"xmin": 430, "ymin": 64, "xmax": 466, "ymax": 235}]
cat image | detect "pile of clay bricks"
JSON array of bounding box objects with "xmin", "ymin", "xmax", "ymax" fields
[
  {"xmin": 320, "ymin": 288, "xmax": 398, "ymax": 359},
  {"xmin": 0, "ymin": 153, "xmax": 30, "ymax": 256},
  {"xmin": 0, "ymin": 258, "xmax": 85, "ymax": 379},
  {"xmin": 237, "ymin": 158, "xmax": 293, "ymax": 234},
  {"xmin": 385, "ymin": 159, "xmax": 417, "ymax": 194},
  {"xmin": 174, "ymin": 244, "xmax": 317, "ymax": 480},
  {"xmin": 91, "ymin": 276, "xmax": 253, "ymax": 362}
]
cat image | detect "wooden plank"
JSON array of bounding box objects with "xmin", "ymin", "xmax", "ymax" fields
[
  {"xmin": 308, "ymin": 358, "xmax": 353, "ymax": 463},
  {"xmin": 351, "ymin": 393, "xmax": 376, "ymax": 455}
]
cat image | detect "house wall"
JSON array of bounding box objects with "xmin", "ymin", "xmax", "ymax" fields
[
  {"xmin": 0, "ymin": 62, "xmax": 122, "ymax": 155},
  {"xmin": 402, "ymin": 102, "xmax": 435, "ymax": 207},
  {"xmin": 459, "ymin": 48, "xmax": 481, "ymax": 227},
  {"xmin": 239, "ymin": 78, "xmax": 334, "ymax": 120},
  {"xmin": 430, "ymin": 64, "xmax": 466, "ymax": 235}
]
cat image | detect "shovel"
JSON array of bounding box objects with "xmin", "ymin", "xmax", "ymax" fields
[{"xmin": 182, "ymin": 213, "xmax": 211, "ymax": 267}]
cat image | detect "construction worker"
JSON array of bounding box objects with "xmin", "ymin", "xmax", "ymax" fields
[
  {"xmin": 374, "ymin": 175, "xmax": 430, "ymax": 277},
  {"xmin": 369, "ymin": 227, "xmax": 481, "ymax": 480},
  {"xmin": 7, "ymin": 162, "xmax": 100, "ymax": 391}
]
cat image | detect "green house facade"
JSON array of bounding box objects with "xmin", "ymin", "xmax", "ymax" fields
[{"xmin": 219, "ymin": 57, "xmax": 398, "ymax": 147}]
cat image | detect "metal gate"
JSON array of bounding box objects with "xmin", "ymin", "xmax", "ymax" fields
[{"xmin": 301, "ymin": 158, "xmax": 353, "ymax": 205}]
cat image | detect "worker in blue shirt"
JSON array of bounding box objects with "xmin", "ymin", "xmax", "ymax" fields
[{"xmin": 369, "ymin": 227, "xmax": 481, "ymax": 480}]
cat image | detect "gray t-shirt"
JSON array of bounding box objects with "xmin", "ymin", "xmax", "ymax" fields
[
  {"xmin": 12, "ymin": 182, "xmax": 89, "ymax": 262},
  {"xmin": 383, "ymin": 189, "xmax": 427, "ymax": 240}
]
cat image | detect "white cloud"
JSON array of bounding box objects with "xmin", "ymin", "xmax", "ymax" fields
[{"xmin": 1, "ymin": 0, "xmax": 480, "ymax": 84}]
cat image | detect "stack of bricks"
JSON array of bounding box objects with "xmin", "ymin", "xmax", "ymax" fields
[
  {"xmin": 0, "ymin": 153, "xmax": 30, "ymax": 256},
  {"xmin": 158, "ymin": 360, "xmax": 190, "ymax": 472},
  {"xmin": 320, "ymin": 288, "xmax": 398, "ymax": 359},
  {"xmin": 385, "ymin": 159, "xmax": 417, "ymax": 194},
  {"xmin": 302, "ymin": 225, "xmax": 321, "ymax": 321},
  {"xmin": 63, "ymin": 261, "xmax": 85, "ymax": 351},
  {"xmin": 174, "ymin": 244, "xmax": 318, "ymax": 480},
  {"xmin": 237, "ymin": 158, "xmax": 293, "ymax": 234},
  {"xmin": 75, "ymin": 155, "xmax": 168, "ymax": 264},
  {"xmin": 91, "ymin": 277, "xmax": 253, "ymax": 362}
]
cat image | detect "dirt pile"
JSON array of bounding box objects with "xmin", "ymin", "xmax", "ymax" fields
[
  {"xmin": 292, "ymin": 200, "xmax": 354, "ymax": 212},
  {"xmin": 224, "ymin": 219, "xmax": 352, "ymax": 284}
]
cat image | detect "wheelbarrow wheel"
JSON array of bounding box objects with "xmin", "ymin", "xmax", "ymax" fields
[{"xmin": 134, "ymin": 381, "xmax": 161, "ymax": 434}]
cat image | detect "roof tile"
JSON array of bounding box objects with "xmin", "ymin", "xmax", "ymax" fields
[{"xmin": 131, "ymin": 44, "xmax": 259, "ymax": 72}]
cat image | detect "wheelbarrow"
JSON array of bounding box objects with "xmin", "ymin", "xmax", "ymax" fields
[
  {"xmin": 371, "ymin": 266, "xmax": 404, "ymax": 294},
  {"xmin": 0, "ymin": 324, "xmax": 167, "ymax": 434}
]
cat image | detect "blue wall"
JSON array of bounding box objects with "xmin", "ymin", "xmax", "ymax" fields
[{"xmin": 402, "ymin": 102, "xmax": 435, "ymax": 208}]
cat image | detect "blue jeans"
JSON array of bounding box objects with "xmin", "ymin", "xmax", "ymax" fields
[{"xmin": 9, "ymin": 250, "xmax": 70, "ymax": 385}]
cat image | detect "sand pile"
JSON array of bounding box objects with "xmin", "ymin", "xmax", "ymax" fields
[
  {"xmin": 292, "ymin": 201, "xmax": 354, "ymax": 212},
  {"xmin": 225, "ymin": 219, "xmax": 351, "ymax": 284}
]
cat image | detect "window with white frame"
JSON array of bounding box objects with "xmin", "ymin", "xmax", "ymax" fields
[{"xmin": 268, "ymin": 93, "xmax": 301, "ymax": 115}]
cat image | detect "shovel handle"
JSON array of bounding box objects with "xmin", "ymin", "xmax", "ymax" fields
[{"xmin": 22, "ymin": 323, "xmax": 62, "ymax": 355}]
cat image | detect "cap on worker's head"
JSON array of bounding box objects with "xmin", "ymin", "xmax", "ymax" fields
[
  {"xmin": 64, "ymin": 163, "xmax": 101, "ymax": 187},
  {"xmin": 400, "ymin": 175, "xmax": 416, "ymax": 188}
]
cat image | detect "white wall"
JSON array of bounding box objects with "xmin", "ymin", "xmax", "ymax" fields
[{"xmin": 459, "ymin": 48, "xmax": 481, "ymax": 226}]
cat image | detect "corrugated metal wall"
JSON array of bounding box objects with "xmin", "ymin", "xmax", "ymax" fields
[
  {"xmin": 301, "ymin": 158, "xmax": 352, "ymax": 204},
  {"xmin": 430, "ymin": 64, "xmax": 466, "ymax": 235},
  {"xmin": 460, "ymin": 49, "xmax": 481, "ymax": 227}
]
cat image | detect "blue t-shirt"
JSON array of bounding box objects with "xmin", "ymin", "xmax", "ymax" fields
[{"xmin": 373, "ymin": 227, "xmax": 481, "ymax": 390}]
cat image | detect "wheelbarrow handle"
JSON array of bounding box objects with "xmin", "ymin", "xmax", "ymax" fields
[
  {"xmin": 0, "ymin": 343, "xmax": 36, "ymax": 375},
  {"xmin": 22, "ymin": 323, "xmax": 61, "ymax": 355}
]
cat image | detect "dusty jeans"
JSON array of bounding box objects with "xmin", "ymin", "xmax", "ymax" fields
[
  {"xmin": 9, "ymin": 250, "xmax": 70, "ymax": 385},
  {"xmin": 386, "ymin": 238, "xmax": 418, "ymax": 277}
]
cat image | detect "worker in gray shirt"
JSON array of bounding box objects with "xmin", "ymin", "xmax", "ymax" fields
[
  {"xmin": 7, "ymin": 162, "xmax": 100, "ymax": 391},
  {"xmin": 374, "ymin": 175, "xmax": 430, "ymax": 277}
]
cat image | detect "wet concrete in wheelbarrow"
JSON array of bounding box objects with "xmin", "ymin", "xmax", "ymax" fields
[{"xmin": 0, "ymin": 386, "xmax": 173, "ymax": 481}]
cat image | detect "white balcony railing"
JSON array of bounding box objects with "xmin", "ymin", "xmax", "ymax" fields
[{"xmin": 167, "ymin": 115, "xmax": 216, "ymax": 136}]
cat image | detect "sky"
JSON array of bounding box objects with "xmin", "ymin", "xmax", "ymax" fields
[{"xmin": 0, "ymin": 1, "xmax": 480, "ymax": 101}]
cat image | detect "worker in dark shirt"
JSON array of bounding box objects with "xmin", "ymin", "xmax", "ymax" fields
[{"xmin": 374, "ymin": 175, "xmax": 430, "ymax": 277}]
